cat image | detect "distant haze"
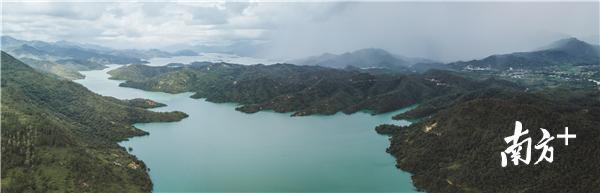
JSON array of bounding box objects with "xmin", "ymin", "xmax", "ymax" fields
[{"xmin": 2, "ymin": 2, "xmax": 598, "ymax": 62}]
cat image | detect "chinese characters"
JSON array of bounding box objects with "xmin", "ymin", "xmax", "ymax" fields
[{"xmin": 500, "ymin": 121, "xmax": 575, "ymax": 167}]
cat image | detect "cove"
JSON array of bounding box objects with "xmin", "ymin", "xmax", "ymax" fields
[{"xmin": 75, "ymin": 65, "xmax": 419, "ymax": 193}]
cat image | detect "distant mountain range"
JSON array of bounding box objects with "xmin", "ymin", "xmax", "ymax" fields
[
  {"xmin": 288, "ymin": 38, "xmax": 599, "ymax": 74},
  {"xmin": 2, "ymin": 36, "xmax": 145, "ymax": 65},
  {"xmin": 449, "ymin": 37, "xmax": 600, "ymax": 71},
  {"xmin": 3, "ymin": 34, "xmax": 600, "ymax": 193},
  {"xmin": 1, "ymin": 36, "xmax": 199, "ymax": 61},
  {"xmin": 1, "ymin": 36, "xmax": 199, "ymax": 79},
  {"xmin": 3, "ymin": 35, "xmax": 598, "ymax": 84},
  {"xmin": 161, "ymin": 40, "xmax": 266, "ymax": 57},
  {"xmin": 289, "ymin": 48, "xmax": 437, "ymax": 72}
]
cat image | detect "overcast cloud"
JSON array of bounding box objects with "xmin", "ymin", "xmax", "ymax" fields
[{"xmin": 2, "ymin": 1, "xmax": 598, "ymax": 61}]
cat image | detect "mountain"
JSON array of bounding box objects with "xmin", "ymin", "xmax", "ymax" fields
[
  {"xmin": 450, "ymin": 37, "xmax": 600, "ymax": 71},
  {"xmin": 1, "ymin": 52, "xmax": 187, "ymax": 192},
  {"xmin": 51, "ymin": 40, "xmax": 188, "ymax": 59},
  {"xmin": 1, "ymin": 36, "xmax": 147, "ymax": 80},
  {"xmin": 378, "ymin": 87, "xmax": 600, "ymax": 193},
  {"xmin": 18, "ymin": 58, "xmax": 85, "ymax": 80},
  {"xmin": 54, "ymin": 40, "xmax": 114, "ymax": 52},
  {"xmin": 0, "ymin": 36, "xmax": 202, "ymax": 79},
  {"xmin": 53, "ymin": 39, "xmax": 195, "ymax": 59},
  {"xmin": 290, "ymin": 48, "xmax": 413, "ymax": 71},
  {"xmin": 539, "ymin": 37, "xmax": 600, "ymax": 59},
  {"xmin": 116, "ymin": 49, "xmax": 173, "ymax": 59},
  {"xmin": 162, "ymin": 40, "xmax": 266, "ymax": 57},
  {"xmin": 1, "ymin": 36, "xmax": 147, "ymax": 66},
  {"xmin": 172, "ymin": 49, "xmax": 199, "ymax": 56},
  {"xmin": 409, "ymin": 62, "xmax": 453, "ymax": 73},
  {"xmin": 108, "ymin": 62, "xmax": 519, "ymax": 116},
  {"xmin": 290, "ymin": 48, "xmax": 444, "ymax": 73}
]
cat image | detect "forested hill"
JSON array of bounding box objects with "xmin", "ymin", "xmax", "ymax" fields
[
  {"xmin": 378, "ymin": 87, "xmax": 600, "ymax": 193},
  {"xmin": 108, "ymin": 62, "xmax": 521, "ymax": 116},
  {"xmin": 1, "ymin": 51, "xmax": 187, "ymax": 193},
  {"xmin": 289, "ymin": 48, "xmax": 413, "ymax": 71},
  {"xmin": 0, "ymin": 36, "xmax": 199, "ymax": 80},
  {"xmin": 449, "ymin": 37, "xmax": 600, "ymax": 71}
]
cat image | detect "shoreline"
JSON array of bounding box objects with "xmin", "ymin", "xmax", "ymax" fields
[{"xmin": 79, "ymin": 66, "xmax": 421, "ymax": 193}]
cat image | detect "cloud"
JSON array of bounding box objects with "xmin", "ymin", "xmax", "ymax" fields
[
  {"xmin": 261, "ymin": 2, "xmax": 599, "ymax": 61},
  {"xmin": 3, "ymin": 2, "xmax": 108, "ymax": 20},
  {"xmin": 2, "ymin": 2, "xmax": 257, "ymax": 48},
  {"xmin": 1, "ymin": 2, "xmax": 598, "ymax": 61}
]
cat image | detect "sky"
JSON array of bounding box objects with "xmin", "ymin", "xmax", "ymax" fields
[{"xmin": 2, "ymin": 1, "xmax": 599, "ymax": 62}]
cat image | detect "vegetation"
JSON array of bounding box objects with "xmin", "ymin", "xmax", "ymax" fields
[
  {"xmin": 375, "ymin": 124, "xmax": 404, "ymax": 136},
  {"xmin": 3, "ymin": 35, "xmax": 598, "ymax": 193},
  {"xmin": 108, "ymin": 62, "xmax": 518, "ymax": 116},
  {"xmin": 18, "ymin": 58, "xmax": 86, "ymax": 80},
  {"xmin": 448, "ymin": 38, "xmax": 600, "ymax": 90},
  {"xmin": 0, "ymin": 35, "xmax": 151, "ymax": 80},
  {"xmin": 124, "ymin": 98, "xmax": 167, "ymax": 109},
  {"xmin": 382, "ymin": 88, "xmax": 600, "ymax": 192},
  {"xmin": 450, "ymin": 38, "xmax": 599, "ymax": 71},
  {"xmin": 1, "ymin": 51, "xmax": 188, "ymax": 193},
  {"xmin": 105, "ymin": 37, "xmax": 599, "ymax": 193},
  {"xmin": 377, "ymin": 38, "xmax": 600, "ymax": 193},
  {"xmin": 1, "ymin": 36, "xmax": 147, "ymax": 66}
]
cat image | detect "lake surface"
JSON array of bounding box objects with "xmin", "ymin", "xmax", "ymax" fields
[{"xmin": 75, "ymin": 65, "xmax": 418, "ymax": 193}]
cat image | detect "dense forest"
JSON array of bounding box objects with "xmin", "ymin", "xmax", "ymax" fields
[
  {"xmin": 1, "ymin": 52, "xmax": 188, "ymax": 193},
  {"xmin": 381, "ymin": 87, "xmax": 600, "ymax": 193},
  {"xmin": 103, "ymin": 37, "xmax": 599, "ymax": 192},
  {"xmin": 371, "ymin": 37, "xmax": 600, "ymax": 192},
  {"xmin": 3, "ymin": 35, "xmax": 599, "ymax": 193},
  {"xmin": 108, "ymin": 62, "xmax": 519, "ymax": 116}
]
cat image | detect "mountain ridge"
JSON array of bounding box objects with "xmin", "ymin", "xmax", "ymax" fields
[
  {"xmin": 450, "ymin": 37, "xmax": 600, "ymax": 71},
  {"xmin": 290, "ymin": 48, "xmax": 427, "ymax": 71},
  {"xmin": 107, "ymin": 61, "xmax": 521, "ymax": 116},
  {"xmin": 1, "ymin": 51, "xmax": 187, "ymax": 192}
]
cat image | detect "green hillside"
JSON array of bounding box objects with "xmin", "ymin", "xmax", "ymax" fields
[
  {"xmin": 381, "ymin": 88, "xmax": 600, "ymax": 192},
  {"xmin": 1, "ymin": 52, "xmax": 187, "ymax": 193},
  {"xmin": 108, "ymin": 63, "xmax": 519, "ymax": 116}
]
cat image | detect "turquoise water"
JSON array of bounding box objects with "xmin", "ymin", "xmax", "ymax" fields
[{"xmin": 75, "ymin": 65, "xmax": 418, "ymax": 193}]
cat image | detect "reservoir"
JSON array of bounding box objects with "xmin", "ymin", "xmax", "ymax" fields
[{"xmin": 75, "ymin": 64, "xmax": 418, "ymax": 193}]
